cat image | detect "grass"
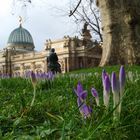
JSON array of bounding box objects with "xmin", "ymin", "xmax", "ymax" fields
[{"xmin": 0, "ymin": 65, "xmax": 140, "ymax": 140}]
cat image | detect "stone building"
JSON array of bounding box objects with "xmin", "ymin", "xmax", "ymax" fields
[{"xmin": 0, "ymin": 22, "xmax": 102, "ymax": 77}]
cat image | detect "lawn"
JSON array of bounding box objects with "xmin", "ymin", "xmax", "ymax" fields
[{"xmin": 0, "ymin": 65, "xmax": 140, "ymax": 140}]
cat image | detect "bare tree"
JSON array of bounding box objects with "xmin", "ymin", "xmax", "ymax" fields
[{"xmin": 69, "ymin": 0, "xmax": 102, "ymax": 41}]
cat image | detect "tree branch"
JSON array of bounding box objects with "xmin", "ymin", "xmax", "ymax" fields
[{"xmin": 69, "ymin": 0, "xmax": 82, "ymax": 17}]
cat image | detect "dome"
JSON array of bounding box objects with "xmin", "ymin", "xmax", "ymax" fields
[{"xmin": 7, "ymin": 25, "xmax": 34, "ymax": 51}]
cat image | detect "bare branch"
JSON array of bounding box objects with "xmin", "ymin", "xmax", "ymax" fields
[
  {"xmin": 82, "ymin": 5, "xmax": 98, "ymax": 29},
  {"xmin": 69, "ymin": 0, "xmax": 82, "ymax": 17},
  {"xmin": 89, "ymin": 2, "xmax": 103, "ymax": 41}
]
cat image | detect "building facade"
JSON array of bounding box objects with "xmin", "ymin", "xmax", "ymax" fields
[{"xmin": 0, "ymin": 23, "xmax": 102, "ymax": 77}]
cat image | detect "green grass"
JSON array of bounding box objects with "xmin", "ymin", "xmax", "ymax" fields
[{"xmin": 0, "ymin": 65, "xmax": 140, "ymax": 140}]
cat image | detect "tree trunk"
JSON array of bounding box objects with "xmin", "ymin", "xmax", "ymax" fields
[{"xmin": 97, "ymin": 0, "xmax": 140, "ymax": 66}]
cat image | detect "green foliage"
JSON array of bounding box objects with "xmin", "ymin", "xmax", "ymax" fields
[{"xmin": 0, "ymin": 65, "xmax": 140, "ymax": 139}]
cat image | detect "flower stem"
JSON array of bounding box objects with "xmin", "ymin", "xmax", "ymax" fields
[{"xmin": 30, "ymin": 86, "xmax": 36, "ymax": 107}]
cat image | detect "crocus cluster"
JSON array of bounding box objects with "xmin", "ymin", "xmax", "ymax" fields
[
  {"xmin": 0, "ymin": 73, "xmax": 10, "ymax": 79},
  {"xmin": 74, "ymin": 82, "xmax": 100, "ymax": 119},
  {"xmin": 74, "ymin": 81, "xmax": 92, "ymax": 119},
  {"xmin": 102, "ymin": 66, "xmax": 126, "ymax": 118},
  {"xmin": 110, "ymin": 66, "xmax": 125, "ymax": 117},
  {"xmin": 28, "ymin": 71, "xmax": 55, "ymax": 81},
  {"xmin": 74, "ymin": 66, "xmax": 126, "ymax": 120}
]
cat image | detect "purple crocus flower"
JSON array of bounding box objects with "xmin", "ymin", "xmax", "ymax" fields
[
  {"xmin": 112, "ymin": 72, "xmax": 119, "ymax": 94},
  {"xmin": 111, "ymin": 72, "xmax": 120, "ymax": 114},
  {"xmin": 103, "ymin": 74, "xmax": 111, "ymax": 108},
  {"xmin": 102, "ymin": 69, "xmax": 106, "ymax": 78},
  {"xmin": 75, "ymin": 81, "xmax": 84, "ymax": 95},
  {"xmin": 48, "ymin": 71, "xmax": 54, "ymax": 80},
  {"xmin": 25, "ymin": 71, "xmax": 31, "ymax": 78},
  {"xmin": 30, "ymin": 71, "xmax": 37, "ymax": 87},
  {"xmin": 40, "ymin": 72, "xmax": 46, "ymax": 80},
  {"xmin": 91, "ymin": 87, "xmax": 99, "ymax": 106},
  {"xmin": 77, "ymin": 98, "xmax": 92, "ymax": 119},
  {"xmin": 119, "ymin": 65, "xmax": 126, "ymax": 95},
  {"xmin": 119, "ymin": 65, "xmax": 126, "ymax": 116},
  {"xmin": 74, "ymin": 81, "xmax": 87, "ymax": 100},
  {"xmin": 102, "ymin": 69, "xmax": 106, "ymax": 86},
  {"xmin": 104, "ymin": 75, "xmax": 111, "ymax": 93}
]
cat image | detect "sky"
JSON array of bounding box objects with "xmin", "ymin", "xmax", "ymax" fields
[{"xmin": 0, "ymin": 0, "xmax": 78, "ymax": 51}]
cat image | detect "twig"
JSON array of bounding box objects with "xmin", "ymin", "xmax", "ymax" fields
[{"xmin": 69, "ymin": 0, "xmax": 82, "ymax": 17}]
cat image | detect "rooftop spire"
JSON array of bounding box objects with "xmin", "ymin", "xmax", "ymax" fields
[{"xmin": 19, "ymin": 16, "xmax": 23, "ymax": 27}]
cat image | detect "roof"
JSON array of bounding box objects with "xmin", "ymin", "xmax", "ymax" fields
[{"xmin": 7, "ymin": 25, "xmax": 34, "ymax": 46}]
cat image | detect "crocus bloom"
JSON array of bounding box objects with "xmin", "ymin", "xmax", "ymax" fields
[
  {"xmin": 111, "ymin": 72, "xmax": 120, "ymax": 114},
  {"xmin": 48, "ymin": 71, "xmax": 54, "ymax": 80},
  {"xmin": 112, "ymin": 72, "xmax": 119, "ymax": 94},
  {"xmin": 102, "ymin": 69, "xmax": 106, "ymax": 79},
  {"xmin": 30, "ymin": 71, "xmax": 37, "ymax": 87},
  {"xmin": 119, "ymin": 65, "xmax": 126, "ymax": 95},
  {"xmin": 75, "ymin": 81, "xmax": 83, "ymax": 95},
  {"xmin": 104, "ymin": 75, "xmax": 110, "ymax": 93},
  {"xmin": 77, "ymin": 98, "xmax": 92, "ymax": 119},
  {"xmin": 102, "ymin": 69, "xmax": 107, "ymax": 86},
  {"xmin": 91, "ymin": 87, "xmax": 99, "ymax": 106},
  {"xmin": 74, "ymin": 81, "xmax": 87, "ymax": 100},
  {"xmin": 119, "ymin": 65, "xmax": 126, "ymax": 116},
  {"xmin": 103, "ymin": 74, "xmax": 111, "ymax": 108}
]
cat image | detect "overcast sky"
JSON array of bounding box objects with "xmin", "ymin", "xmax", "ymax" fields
[{"xmin": 0, "ymin": 0, "xmax": 79, "ymax": 51}]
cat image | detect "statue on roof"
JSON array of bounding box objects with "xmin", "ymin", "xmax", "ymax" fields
[
  {"xmin": 82, "ymin": 22, "xmax": 92, "ymax": 45},
  {"xmin": 19, "ymin": 16, "xmax": 23, "ymax": 27},
  {"xmin": 82, "ymin": 22, "xmax": 88, "ymax": 34}
]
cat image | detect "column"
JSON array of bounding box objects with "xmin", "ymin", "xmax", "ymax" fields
[
  {"xmin": 66, "ymin": 58, "xmax": 69, "ymax": 72},
  {"xmin": 20, "ymin": 63, "xmax": 24, "ymax": 77},
  {"xmin": 31, "ymin": 62, "xmax": 35, "ymax": 72}
]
